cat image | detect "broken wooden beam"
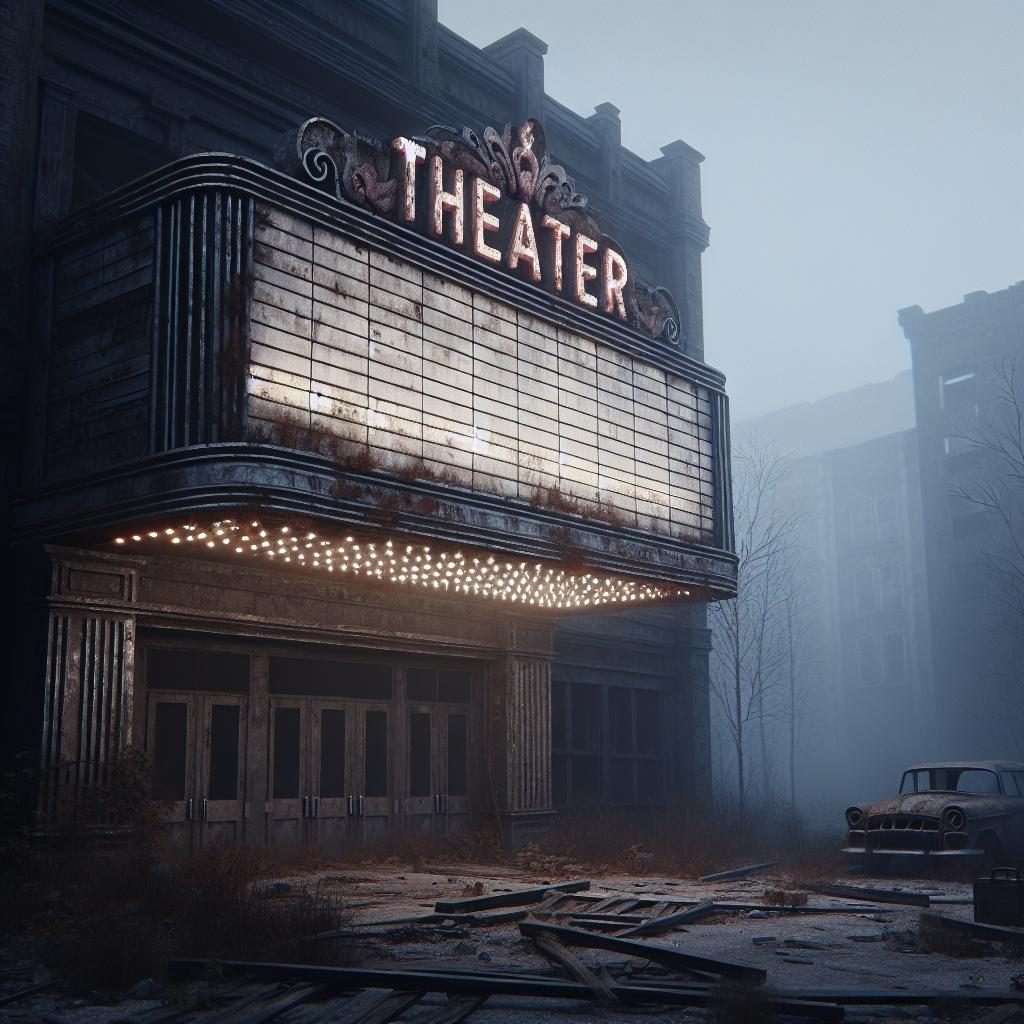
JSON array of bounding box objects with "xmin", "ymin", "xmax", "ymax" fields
[
  {"xmin": 434, "ymin": 880, "xmax": 590, "ymax": 914},
  {"xmin": 920, "ymin": 910, "xmax": 1024, "ymax": 947},
  {"xmin": 618, "ymin": 900, "xmax": 716, "ymax": 937},
  {"xmin": 517, "ymin": 920, "xmax": 767, "ymax": 983},
  {"xmin": 415, "ymin": 995, "xmax": 488, "ymax": 1024},
  {"xmin": 166, "ymin": 960, "xmax": 841, "ymax": 1019},
  {"xmin": 532, "ymin": 934, "xmax": 620, "ymax": 1007},
  {"xmin": 700, "ymin": 861, "xmax": 780, "ymax": 882},
  {"xmin": 795, "ymin": 882, "xmax": 930, "ymax": 907}
]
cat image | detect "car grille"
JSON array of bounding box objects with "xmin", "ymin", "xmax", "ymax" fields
[
  {"xmin": 867, "ymin": 815, "xmax": 939, "ymax": 831},
  {"xmin": 866, "ymin": 815, "xmax": 940, "ymax": 851}
]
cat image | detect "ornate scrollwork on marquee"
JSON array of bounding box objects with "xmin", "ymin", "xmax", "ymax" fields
[{"xmin": 275, "ymin": 116, "xmax": 683, "ymax": 345}]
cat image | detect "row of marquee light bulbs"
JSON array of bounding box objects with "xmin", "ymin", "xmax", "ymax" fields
[{"xmin": 113, "ymin": 520, "xmax": 691, "ymax": 609}]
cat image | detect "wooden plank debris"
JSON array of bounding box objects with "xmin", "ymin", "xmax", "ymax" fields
[
  {"xmin": 920, "ymin": 910, "xmax": 1024, "ymax": 947},
  {"xmin": 796, "ymin": 882, "xmax": 930, "ymax": 907},
  {"xmin": 517, "ymin": 920, "xmax": 767, "ymax": 984},
  {"xmin": 166, "ymin": 960, "xmax": 843, "ymax": 1019},
  {"xmin": 618, "ymin": 900, "xmax": 716, "ymax": 937},
  {"xmin": 336, "ymin": 990, "xmax": 423, "ymax": 1024},
  {"xmin": 434, "ymin": 879, "xmax": 590, "ymax": 914},
  {"xmin": 700, "ymin": 861, "xmax": 780, "ymax": 882},
  {"xmin": 0, "ymin": 983, "xmax": 51, "ymax": 1008},
  {"xmin": 415, "ymin": 996, "xmax": 488, "ymax": 1024},
  {"xmin": 532, "ymin": 934, "xmax": 621, "ymax": 1007}
]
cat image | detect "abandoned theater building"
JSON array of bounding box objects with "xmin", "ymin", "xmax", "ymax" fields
[{"xmin": 3, "ymin": 1, "xmax": 737, "ymax": 851}]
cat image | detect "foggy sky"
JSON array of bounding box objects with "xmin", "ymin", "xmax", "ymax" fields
[{"xmin": 438, "ymin": 0, "xmax": 1024, "ymax": 420}]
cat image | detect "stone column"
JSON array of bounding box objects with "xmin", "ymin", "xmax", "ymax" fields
[
  {"xmin": 39, "ymin": 552, "xmax": 141, "ymax": 828},
  {"xmin": 483, "ymin": 28, "xmax": 548, "ymax": 124},
  {"xmin": 487, "ymin": 620, "xmax": 556, "ymax": 851},
  {"xmin": 656, "ymin": 140, "xmax": 711, "ymax": 362}
]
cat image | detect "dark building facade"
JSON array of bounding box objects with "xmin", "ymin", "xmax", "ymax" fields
[
  {"xmin": 900, "ymin": 283, "xmax": 1024, "ymax": 759},
  {"xmin": 2, "ymin": 0, "xmax": 735, "ymax": 851}
]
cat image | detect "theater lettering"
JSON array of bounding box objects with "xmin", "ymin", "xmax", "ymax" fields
[{"xmin": 280, "ymin": 116, "xmax": 681, "ymax": 343}]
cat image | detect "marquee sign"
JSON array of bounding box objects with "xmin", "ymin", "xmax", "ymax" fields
[{"xmin": 277, "ymin": 117, "xmax": 682, "ymax": 344}]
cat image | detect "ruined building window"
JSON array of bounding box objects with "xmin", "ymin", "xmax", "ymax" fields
[
  {"xmin": 878, "ymin": 564, "xmax": 904, "ymax": 612},
  {"xmin": 850, "ymin": 501, "xmax": 875, "ymax": 546},
  {"xmin": 881, "ymin": 632, "xmax": 908, "ymax": 684},
  {"xmin": 856, "ymin": 636, "xmax": 881, "ymax": 687},
  {"xmin": 552, "ymin": 682, "xmax": 665, "ymax": 807},
  {"xmin": 940, "ymin": 371, "xmax": 978, "ymax": 416},
  {"xmin": 854, "ymin": 569, "xmax": 877, "ymax": 615}
]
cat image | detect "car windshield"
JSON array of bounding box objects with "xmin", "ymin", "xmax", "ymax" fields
[{"xmin": 900, "ymin": 767, "xmax": 1002, "ymax": 794}]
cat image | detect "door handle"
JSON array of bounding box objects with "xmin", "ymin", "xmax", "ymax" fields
[
  {"xmin": 347, "ymin": 795, "xmax": 354, "ymax": 815},
  {"xmin": 186, "ymin": 797, "xmax": 193, "ymax": 821},
  {"xmin": 358, "ymin": 795, "xmax": 365, "ymax": 817},
  {"xmin": 314, "ymin": 796, "xmax": 319, "ymax": 819},
  {"xmin": 302, "ymin": 795, "xmax": 309, "ymax": 818},
  {"xmin": 202, "ymin": 798, "xmax": 208, "ymax": 821}
]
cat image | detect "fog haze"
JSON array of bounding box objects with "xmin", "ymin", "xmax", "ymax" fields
[{"xmin": 439, "ymin": 0, "xmax": 1024, "ymax": 420}]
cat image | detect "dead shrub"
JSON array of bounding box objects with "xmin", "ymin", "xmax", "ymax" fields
[
  {"xmin": 918, "ymin": 915, "xmax": 992, "ymax": 958},
  {"xmin": 711, "ymin": 979, "xmax": 773, "ymax": 1024}
]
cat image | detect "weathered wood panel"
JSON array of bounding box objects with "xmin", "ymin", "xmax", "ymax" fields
[{"xmin": 248, "ymin": 205, "xmax": 716, "ymax": 545}]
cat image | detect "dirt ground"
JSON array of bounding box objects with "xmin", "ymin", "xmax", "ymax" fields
[{"xmin": 3, "ymin": 862, "xmax": 1024, "ymax": 1024}]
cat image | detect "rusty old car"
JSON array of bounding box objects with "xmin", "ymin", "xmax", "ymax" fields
[{"xmin": 844, "ymin": 760, "xmax": 1024, "ymax": 867}]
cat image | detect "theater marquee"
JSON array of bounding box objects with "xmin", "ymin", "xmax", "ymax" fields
[
  {"xmin": 22, "ymin": 122, "xmax": 735, "ymax": 607},
  {"xmin": 277, "ymin": 117, "xmax": 682, "ymax": 343}
]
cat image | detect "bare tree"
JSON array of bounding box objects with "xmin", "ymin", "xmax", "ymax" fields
[
  {"xmin": 778, "ymin": 545, "xmax": 813, "ymax": 808},
  {"xmin": 952, "ymin": 359, "xmax": 1024, "ymax": 633},
  {"xmin": 709, "ymin": 441, "xmax": 800, "ymax": 821},
  {"xmin": 951, "ymin": 359, "xmax": 1024, "ymax": 751}
]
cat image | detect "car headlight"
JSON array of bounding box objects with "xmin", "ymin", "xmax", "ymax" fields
[
  {"xmin": 943, "ymin": 807, "xmax": 965, "ymax": 831},
  {"xmin": 846, "ymin": 806, "xmax": 864, "ymax": 828}
]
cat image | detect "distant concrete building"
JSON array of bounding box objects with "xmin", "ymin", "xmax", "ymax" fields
[
  {"xmin": 733, "ymin": 372, "xmax": 933, "ymax": 812},
  {"xmin": 899, "ymin": 283, "xmax": 1024, "ymax": 759}
]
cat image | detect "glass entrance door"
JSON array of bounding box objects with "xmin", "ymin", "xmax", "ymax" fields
[{"xmin": 147, "ymin": 691, "xmax": 247, "ymax": 850}]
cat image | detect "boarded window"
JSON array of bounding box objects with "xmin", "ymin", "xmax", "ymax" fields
[
  {"xmin": 207, "ymin": 704, "xmax": 239, "ymax": 801},
  {"xmin": 364, "ymin": 710, "xmax": 388, "ymax": 797},
  {"xmin": 447, "ymin": 713, "xmax": 468, "ymax": 797},
  {"xmin": 409, "ymin": 713, "xmax": 431, "ymax": 797},
  {"xmin": 152, "ymin": 702, "xmax": 188, "ymax": 800},
  {"xmin": 319, "ymin": 709, "xmax": 346, "ymax": 798},
  {"xmin": 273, "ymin": 707, "xmax": 301, "ymax": 799}
]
